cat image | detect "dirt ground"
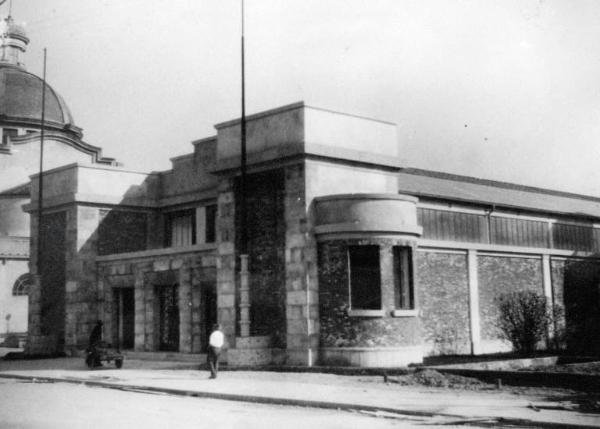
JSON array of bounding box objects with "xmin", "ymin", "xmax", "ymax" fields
[{"xmin": 523, "ymin": 361, "xmax": 600, "ymax": 374}]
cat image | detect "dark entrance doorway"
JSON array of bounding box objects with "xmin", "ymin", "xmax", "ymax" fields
[
  {"xmin": 113, "ymin": 288, "xmax": 135, "ymax": 349},
  {"xmin": 202, "ymin": 287, "xmax": 217, "ymax": 350},
  {"xmin": 157, "ymin": 285, "xmax": 179, "ymax": 352}
]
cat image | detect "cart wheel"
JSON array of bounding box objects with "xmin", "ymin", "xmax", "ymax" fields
[
  {"xmin": 85, "ymin": 355, "xmax": 94, "ymax": 369},
  {"xmin": 115, "ymin": 359, "xmax": 123, "ymax": 369}
]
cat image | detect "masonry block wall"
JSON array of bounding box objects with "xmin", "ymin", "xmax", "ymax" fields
[
  {"xmin": 98, "ymin": 252, "xmax": 216, "ymax": 353},
  {"xmin": 63, "ymin": 206, "xmax": 103, "ymax": 351},
  {"xmin": 216, "ymin": 179, "xmax": 237, "ymax": 347},
  {"xmin": 318, "ymin": 239, "xmax": 421, "ymax": 349},
  {"xmin": 284, "ymin": 163, "xmax": 319, "ymax": 365},
  {"xmin": 417, "ymin": 251, "xmax": 470, "ymax": 355}
]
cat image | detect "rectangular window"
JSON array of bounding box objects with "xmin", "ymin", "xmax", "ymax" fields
[
  {"xmin": 166, "ymin": 209, "xmax": 196, "ymax": 247},
  {"xmin": 393, "ymin": 246, "xmax": 414, "ymax": 310},
  {"xmin": 348, "ymin": 245, "xmax": 381, "ymax": 310},
  {"xmin": 205, "ymin": 204, "xmax": 217, "ymax": 243}
]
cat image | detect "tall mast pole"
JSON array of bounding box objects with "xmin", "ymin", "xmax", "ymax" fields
[
  {"xmin": 36, "ymin": 48, "xmax": 46, "ymax": 275},
  {"xmin": 240, "ymin": 0, "xmax": 248, "ymax": 255},
  {"xmin": 238, "ymin": 0, "xmax": 251, "ymax": 338}
]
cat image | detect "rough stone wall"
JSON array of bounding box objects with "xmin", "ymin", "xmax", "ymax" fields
[
  {"xmin": 237, "ymin": 170, "xmax": 286, "ymax": 347},
  {"xmin": 478, "ymin": 255, "xmax": 543, "ymax": 341},
  {"xmin": 97, "ymin": 210, "xmax": 148, "ymax": 256},
  {"xmin": 318, "ymin": 238, "xmax": 420, "ymax": 348},
  {"xmin": 416, "ymin": 251, "xmax": 470, "ymax": 355},
  {"xmin": 27, "ymin": 210, "xmax": 68, "ymax": 354},
  {"xmin": 551, "ymin": 258, "xmax": 600, "ymax": 354}
]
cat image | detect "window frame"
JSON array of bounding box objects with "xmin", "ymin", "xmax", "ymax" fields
[
  {"xmin": 392, "ymin": 246, "xmax": 418, "ymax": 317},
  {"xmin": 347, "ymin": 245, "xmax": 382, "ymax": 312},
  {"xmin": 165, "ymin": 208, "xmax": 196, "ymax": 248},
  {"xmin": 12, "ymin": 273, "xmax": 33, "ymax": 296},
  {"xmin": 204, "ymin": 204, "xmax": 217, "ymax": 244}
]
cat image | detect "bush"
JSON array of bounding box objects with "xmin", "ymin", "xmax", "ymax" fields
[{"xmin": 496, "ymin": 290, "xmax": 553, "ymax": 354}]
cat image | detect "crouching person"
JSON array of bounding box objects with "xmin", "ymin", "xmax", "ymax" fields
[
  {"xmin": 88, "ymin": 320, "xmax": 103, "ymax": 367},
  {"xmin": 207, "ymin": 324, "xmax": 223, "ymax": 379}
]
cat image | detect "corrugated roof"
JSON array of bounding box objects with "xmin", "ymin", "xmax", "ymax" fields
[{"xmin": 398, "ymin": 169, "xmax": 600, "ymax": 219}]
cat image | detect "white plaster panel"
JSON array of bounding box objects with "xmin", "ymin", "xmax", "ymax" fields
[
  {"xmin": 0, "ymin": 138, "xmax": 94, "ymax": 192},
  {"xmin": 30, "ymin": 166, "xmax": 78, "ymax": 200},
  {"xmin": 304, "ymin": 107, "xmax": 398, "ymax": 158},
  {"xmin": 76, "ymin": 167, "xmax": 157, "ymax": 200},
  {"xmin": 314, "ymin": 195, "xmax": 420, "ymax": 236},
  {"xmin": 0, "ymin": 198, "xmax": 29, "ymax": 236},
  {"xmin": 305, "ymin": 161, "xmax": 398, "ymax": 203}
]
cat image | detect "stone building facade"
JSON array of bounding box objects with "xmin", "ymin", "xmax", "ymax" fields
[
  {"xmin": 0, "ymin": 15, "xmax": 115, "ymax": 345},
  {"xmin": 24, "ymin": 102, "xmax": 600, "ymax": 366}
]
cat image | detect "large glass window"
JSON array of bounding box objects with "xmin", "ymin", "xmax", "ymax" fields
[
  {"xmin": 348, "ymin": 245, "xmax": 381, "ymax": 310},
  {"xmin": 393, "ymin": 246, "xmax": 414, "ymax": 310},
  {"xmin": 166, "ymin": 209, "xmax": 196, "ymax": 247}
]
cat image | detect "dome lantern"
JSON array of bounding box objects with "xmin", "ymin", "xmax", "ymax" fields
[{"xmin": 0, "ymin": 15, "xmax": 29, "ymax": 68}]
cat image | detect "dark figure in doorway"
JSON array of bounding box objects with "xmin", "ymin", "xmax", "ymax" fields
[
  {"xmin": 88, "ymin": 320, "xmax": 103, "ymax": 367},
  {"xmin": 207, "ymin": 323, "xmax": 223, "ymax": 379}
]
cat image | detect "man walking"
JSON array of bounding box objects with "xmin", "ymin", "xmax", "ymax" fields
[{"xmin": 207, "ymin": 323, "xmax": 223, "ymax": 379}]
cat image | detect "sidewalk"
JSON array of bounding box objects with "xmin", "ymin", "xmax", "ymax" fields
[{"xmin": 0, "ymin": 357, "xmax": 598, "ymax": 428}]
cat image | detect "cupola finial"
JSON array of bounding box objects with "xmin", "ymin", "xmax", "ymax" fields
[{"xmin": 0, "ymin": 2, "xmax": 29, "ymax": 68}]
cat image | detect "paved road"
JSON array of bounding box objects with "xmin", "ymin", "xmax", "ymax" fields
[{"xmin": 0, "ymin": 378, "xmax": 497, "ymax": 429}]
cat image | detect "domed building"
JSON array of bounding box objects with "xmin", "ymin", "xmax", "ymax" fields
[{"xmin": 0, "ymin": 14, "xmax": 116, "ymax": 347}]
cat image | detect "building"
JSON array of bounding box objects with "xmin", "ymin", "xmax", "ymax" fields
[
  {"xmin": 0, "ymin": 15, "xmax": 115, "ymax": 346},
  {"xmin": 25, "ymin": 102, "xmax": 600, "ymax": 366}
]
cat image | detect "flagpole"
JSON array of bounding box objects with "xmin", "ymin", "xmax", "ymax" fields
[
  {"xmin": 240, "ymin": 0, "xmax": 247, "ymax": 254},
  {"xmin": 238, "ymin": 0, "xmax": 250, "ymax": 338},
  {"xmin": 37, "ymin": 47, "xmax": 46, "ymax": 275}
]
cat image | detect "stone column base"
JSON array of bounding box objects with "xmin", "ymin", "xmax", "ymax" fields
[
  {"xmin": 319, "ymin": 346, "xmax": 423, "ymax": 367},
  {"xmin": 227, "ymin": 335, "xmax": 272, "ymax": 366},
  {"xmin": 285, "ymin": 348, "xmax": 318, "ymax": 366}
]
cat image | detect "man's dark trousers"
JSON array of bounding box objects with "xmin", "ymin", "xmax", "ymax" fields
[{"xmin": 207, "ymin": 346, "xmax": 221, "ymax": 378}]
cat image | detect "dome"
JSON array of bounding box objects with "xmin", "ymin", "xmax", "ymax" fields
[
  {"xmin": 0, "ymin": 64, "xmax": 76, "ymax": 129},
  {"xmin": 4, "ymin": 19, "xmax": 28, "ymax": 43}
]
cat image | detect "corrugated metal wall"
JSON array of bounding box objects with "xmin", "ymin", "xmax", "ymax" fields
[{"xmin": 418, "ymin": 207, "xmax": 598, "ymax": 252}]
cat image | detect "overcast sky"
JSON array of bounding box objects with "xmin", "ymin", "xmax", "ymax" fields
[{"xmin": 8, "ymin": 0, "xmax": 600, "ymax": 196}]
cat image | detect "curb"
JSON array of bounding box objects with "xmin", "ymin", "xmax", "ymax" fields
[
  {"xmin": 0, "ymin": 373, "xmax": 595, "ymax": 429},
  {"xmin": 429, "ymin": 367, "xmax": 600, "ymax": 392}
]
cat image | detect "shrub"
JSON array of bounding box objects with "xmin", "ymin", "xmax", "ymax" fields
[{"xmin": 496, "ymin": 290, "xmax": 553, "ymax": 354}]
